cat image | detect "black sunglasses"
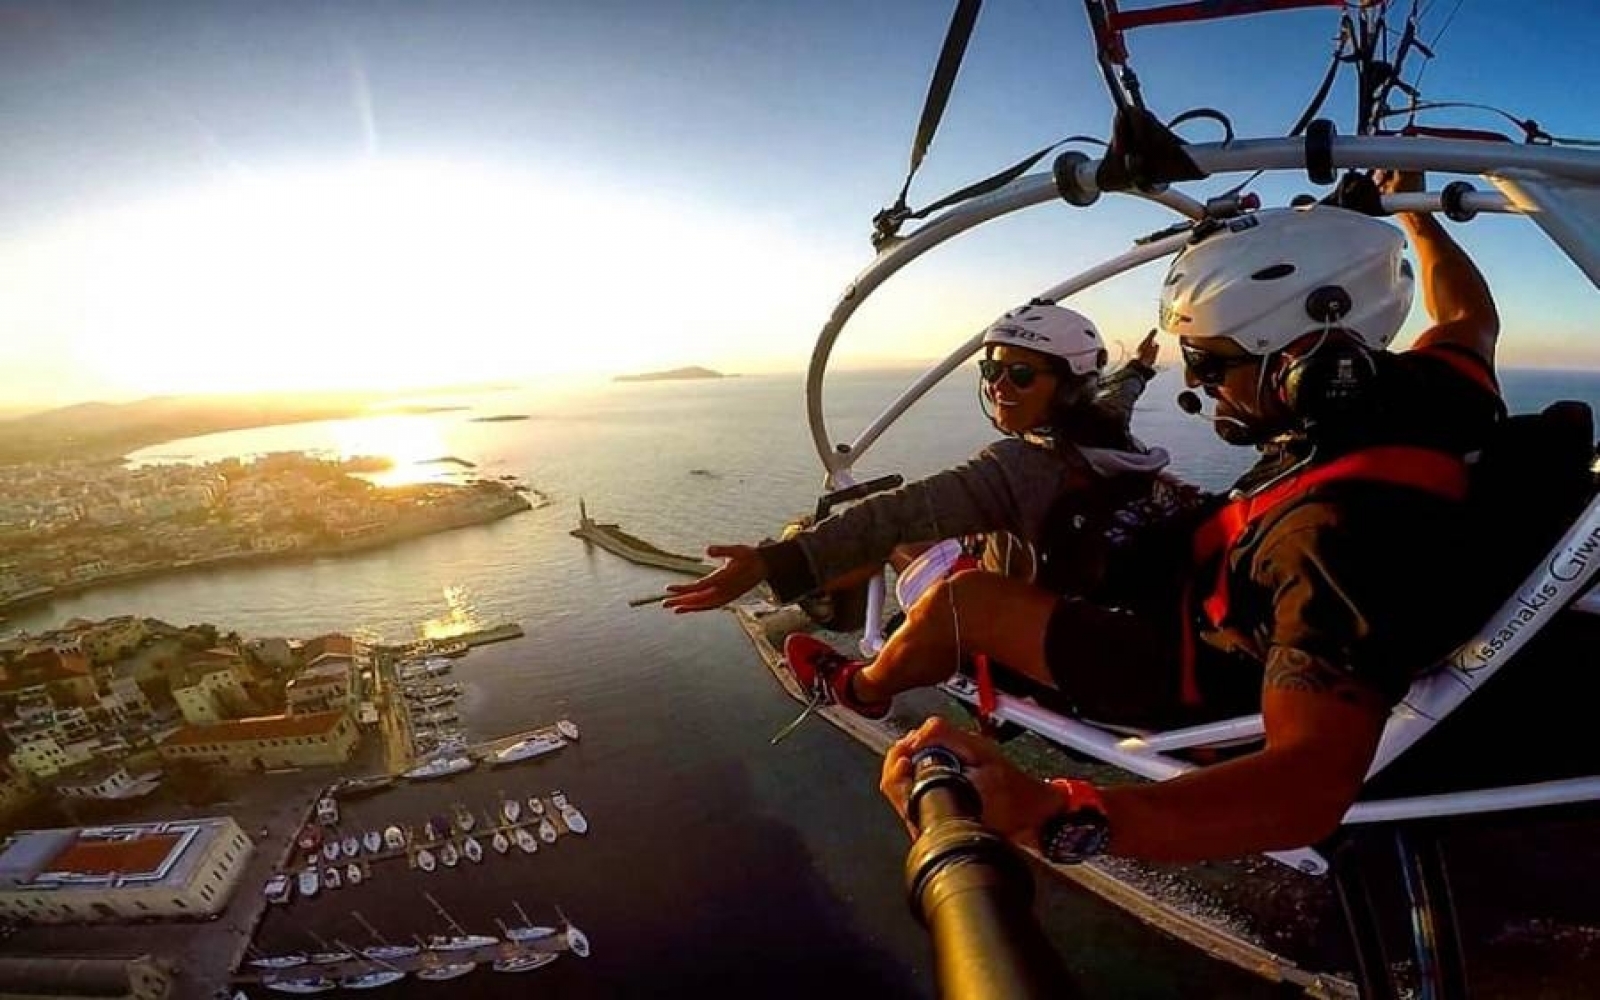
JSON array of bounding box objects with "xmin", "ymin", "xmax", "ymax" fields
[
  {"xmin": 1180, "ymin": 342, "xmax": 1257, "ymax": 386},
  {"xmin": 978, "ymin": 359, "xmax": 1046, "ymax": 389}
]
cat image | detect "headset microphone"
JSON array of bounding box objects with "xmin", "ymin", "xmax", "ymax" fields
[{"xmin": 1177, "ymin": 391, "xmax": 1256, "ymax": 444}]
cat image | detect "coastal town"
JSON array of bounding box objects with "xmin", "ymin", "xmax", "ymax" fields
[
  {"xmin": 0, "ymin": 452, "xmax": 533, "ymax": 613},
  {"xmin": 0, "ymin": 611, "xmax": 601, "ymax": 997}
]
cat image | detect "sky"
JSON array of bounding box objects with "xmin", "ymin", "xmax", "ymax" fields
[{"xmin": 0, "ymin": 0, "xmax": 1595, "ymax": 407}]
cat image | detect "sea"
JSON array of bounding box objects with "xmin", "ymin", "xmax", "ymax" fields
[{"xmin": 11, "ymin": 366, "xmax": 1600, "ymax": 998}]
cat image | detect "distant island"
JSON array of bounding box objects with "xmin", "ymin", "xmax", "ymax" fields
[
  {"xmin": 614, "ymin": 366, "xmax": 725, "ymax": 383},
  {"xmin": 468, "ymin": 414, "xmax": 531, "ymax": 423}
]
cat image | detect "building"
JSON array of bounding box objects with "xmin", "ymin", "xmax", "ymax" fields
[
  {"xmin": 244, "ymin": 636, "xmax": 293, "ymax": 671},
  {"xmin": 7, "ymin": 730, "xmax": 98, "ymax": 780},
  {"xmin": 0, "ymin": 648, "xmax": 96, "ymax": 709},
  {"xmin": 170, "ymin": 662, "xmax": 250, "ymax": 725},
  {"xmin": 157, "ymin": 710, "xmax": 356, "ymax": 769},
  {"xmin": 0, "ymin": 817, "xmax": 253, "ymax": 923},
  {"xmin": 56, "ymin": 616, "xmax": 150, "ymax": 666},
  {"xmin": 300, "ymin": 632, "xmax": 355, "ymax": 668},
  {"xmin": 52, "ymin": 762, "xmax": 160, "ymax": 801},
  {"xmin": 0, "ymin": 764, "xmax": 35, "ymax": 823},
  {"xmin": 284, "ymin": 662, "xmax": 354, "ymax": 715},
  {"xmin": 0, "ymin": 954, "xmax": 173, "ymax": 999}
]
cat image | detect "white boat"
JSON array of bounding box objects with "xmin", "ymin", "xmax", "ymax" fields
[
  {"xmin": 462, "ymin": 835, "xmax": 484, "ymax": 863},
  {"xmin": 363, "ymin": 944, "xmax": 419, "ymax": 961},
  {"xmin": 491, "ymin": 830, "xmax": 510, "ymax": 854},
  {"xmin": 537, "ymin": 817, "xmax": 558, "ymax": 844},
  {"xmin": 550, "ymin": 790, "xmax": 569, "ymax": 810},
  {"xmin": 315, "ymin": 796, "xmax": 339, "ymax": 826},
  {"xmin": 403, "ymin": 755, "xmax": 474, "ymax": 781},
  {"xmin": 555, "ymin": 719, "xmax": 580, "ymax": 741},
  {"xmin": 346, "ymin": 862, "xmax": 364, "ymax": 886},
  {"xmin": 490, "ymin": 734, "xmax": 565, "ymax": 766},
  {"xmin": 416, "ymin": 848, "xmax": 437, "ymax": 873},
  {"xmin": 505, "ymin": 903, "xmax": 556, "ymax": 943},
  {"xmin": 263, "ymin": 873, "xmax": 293, "ymax": 905},
  {"xmin": 308, "ymin": 950, "xmax": 352, "ymax": 964},
  {"xmin": 264, "ymin": 977, "xmax": 335, "ymax": 994},
  {"xmin": 297, "ymin": 868, "xmax": 319, "ymax": 898},
  {"xmin": 527, "ymin": 796, "xmax": 545, "ymax": 816},
  {"xmin": 250, "ymin": 952, "xmax": 308, "ymax": 970},
  {"xmin": 342, "ymin": 834, "xmax": 361, "ymax": 858},
  {"xmin": 426, "ymin": 933, "xmax": 498, "ymax": 952},
  {"xmin": 341, "ymin": 969, "xmax": 406, "ymax": 989},
  {"xmin": 493, "ymin": 949, "xmax": 559, "ymax": 973},
  {"xmin": 414, "ymin": 962, "xmax": 476, "ymax": 981},
  {"xmin": 452, "ymin": 803, "xmax": 476, "ymax": 832},
  {"xmin": 501, "ymin": 797, "xmax": 521, "ymax": 824},
  {"xmin": 364, "ymin": 830, "xmax": 384, "ymax": 854},
  {"xmin": 514, "ymin": 827, "xmax": 538, "ymax": 854},
  {"xmin": 565, "ymin": 923, "xmax": 591, "ymax": 958},
  {"xmin": 439, "ymin": 841, "xmax": 460, "ymax": 868},
  {"xmin": 560, "ymin": 806, "xmax": 589, "ymax": 836},
  {"xmin": 323, "ymin": 866, "xmax": 342, "ymax": 890}
]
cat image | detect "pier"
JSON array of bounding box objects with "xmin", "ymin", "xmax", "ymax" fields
[{"xmin": 570, "ymin": 499, "xmax": 714, "ymax": 576}]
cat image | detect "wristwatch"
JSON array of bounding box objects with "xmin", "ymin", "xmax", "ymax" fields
[{"xmin": 1038, "ymin": 778, "xmax": 1111, "ymax": 865}]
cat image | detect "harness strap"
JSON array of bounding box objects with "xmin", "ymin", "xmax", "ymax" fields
[{"xmin": 1177, "ymin": 444, "xmax": 1471, "ymax": 706}]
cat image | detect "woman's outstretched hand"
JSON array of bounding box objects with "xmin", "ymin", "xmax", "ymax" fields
[
  {"xmin": 881, "ymin": 716, "xmax": 1062, "ymax": 846},
  {"xmin": 1135, "ymin": 328, "xmax": 1160, "ymax": 369},
  {"xmin": 662, "ymin": 544, "xmax": 769, "ymax": 613}
]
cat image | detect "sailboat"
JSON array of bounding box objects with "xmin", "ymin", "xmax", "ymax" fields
[
  {"xmin": 439, "ymin": 841, "xmax": 460, "ymax": 868},
  {"xmin": 514, "ymin": 826, "xmax": 539, "ymax": 854},
  {"xmin": 526, "ymin": 795, "xmax": 545, "ymax": 816},
  {"xmin": 503, "ymin": 901, "xmax": 557, "ymax": 943},
  {"xmin": 382, "ymin": 826, "xmax": 406, "ymax": 851},
  {"xmin": 414, "ymin": 948, "xmax": 477, "ymax": 982},
  {"xmin": 352, "ymin": 911, "xmax": 420, "ymax": 961},
  {"xmin": 263, "ymin": 977, "xmax": 335, "ymax": 995},
  {"xmin": 452, "ymin": 802, "xmax": 476, "ymax": 832},
  {"xmin": 248, "ymin": 946, "xmax": 309, "ymax": 970},
  {"xmin": 500, "ymin": 794, "xmax": 521, "ymax": 824},
  {"xmin": 334, "ymin": 942, "xmax": 406, "ymax": 991},
  {"xmin": 555, "ymin": 718, "xmax": 581, "ymax": 741},
  {"xmin": 557, "ymin": 904, "xmax": 592, "ymax": 958},
  {"xmin": 346, "ymin": 862, "xmax": 364, "ymax": 887},
  {"xmin": 422, "ymin": 891, "xmax": 499, "ymax": 951},
  {"xmin": 462, "ymin": 835, "xmax": 484, "ymax": 863},
  {"xmin": 536, "ymin": 817, "xmax": 558, "ymax": 844},
  {"xmin": 322, "ymin": 866, "xmax": 341, "ymax": 891},
  {"xmin": 305, "ymin": 932, "xmax": 352, "ymax": 965},
  {"xmin": 363, "ymin": 829, "xmax": 383, "ymax": 854},
  {"xmin": 297, "ymin": 867, "xmax": 319, "ymax": 899},
  {"xmin": 341, "ymin": 833, "xmax": 361, "ymax": 858},
  {"xmin": 491, "ymin": 828, "xmax": 511, "ymax": 855},
  {"xmin": 492, "ymin": 946, "xmax": 559, "ymax": 973},
  {"xmin": 415, "ymin": 847, "xmax": 437, "ymax": 873}
]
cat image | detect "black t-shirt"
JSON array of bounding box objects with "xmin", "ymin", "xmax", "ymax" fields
[{"xmin": 1198, "ymin": 344, "xmax": 1505, "ymax": 707}]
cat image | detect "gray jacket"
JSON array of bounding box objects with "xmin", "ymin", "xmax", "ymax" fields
[{"xmin": 760, "ymin": 362, "xmax": 1167, "ymax": 602}]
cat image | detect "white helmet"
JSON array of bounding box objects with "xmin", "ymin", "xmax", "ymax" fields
[
  {"xmin": 981, "ymin": 303, "xmax": 1107, "ymax": 375},
  {"xmin": 1157, "ymin": 206, "xmax": 1415, "ymax": 354}
]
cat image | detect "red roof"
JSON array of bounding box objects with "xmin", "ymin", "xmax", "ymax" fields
[
  {"xmin": 161, "ymin": 711, "xmax": 347, "ymax": 747},
  {"xmin": 302, "ymin": 634, "xmax": 354, "ymax": 663},
  {"xmin": 51, "ymin": 832, "xmax": 182, "ymax": 876},
  {"xmin": 289, "ymin": 674, "xmax": 346, "ymax": 690}
]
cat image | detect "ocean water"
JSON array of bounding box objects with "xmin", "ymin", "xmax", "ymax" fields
[{"xmin": 13, "ymin": 366, "xmax": 1600, "ymax": 997}]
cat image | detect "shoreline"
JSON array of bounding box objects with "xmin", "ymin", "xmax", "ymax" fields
[{"xmin": 0, "ymin": 492, "xmax": 547, "ymax": 621}]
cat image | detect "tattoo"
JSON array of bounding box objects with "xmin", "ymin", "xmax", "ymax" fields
[{"xmin": 1264, "ymin": 646, "xmax": 1377, "ymax": 707}]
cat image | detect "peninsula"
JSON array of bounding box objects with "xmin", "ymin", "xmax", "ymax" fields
[{"xmin": 613, "ymin": 365, "xmax": 724, "ymax": 382}]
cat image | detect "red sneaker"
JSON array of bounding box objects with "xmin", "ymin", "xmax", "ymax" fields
[{"xmin": 782, "ymin": 633, "xmax": 889, "ymax": 720}]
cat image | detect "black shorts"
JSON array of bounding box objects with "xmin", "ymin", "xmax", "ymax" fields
[{"xmin": 1040, "ymin": 599, "xmax": 1260, "ymax": 730}]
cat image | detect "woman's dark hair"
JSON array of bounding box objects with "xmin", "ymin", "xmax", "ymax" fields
[{"xmin": 1044, "ymin": 366, "xmax": 1140, "ymax": 451}]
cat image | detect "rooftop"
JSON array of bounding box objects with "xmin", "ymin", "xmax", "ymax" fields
[
  {"xmin": 160, "ymin": 710, "xmax": 346, "ymax": 747},
  {"xmin": 52, "ymin": 832, "xmax": 182, "ymax": 877},
  {"xmin": 0, "ymin": 818, "xmax": 239, "ymax": 891}
]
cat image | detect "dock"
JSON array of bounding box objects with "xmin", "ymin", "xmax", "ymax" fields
[
  {"xmin": 233, "ymin": 922, "xmax": 586, "ymax": 985},
  {"xmin": 570, "ymin": 499, "xmax": 714, "ymax": 576}
]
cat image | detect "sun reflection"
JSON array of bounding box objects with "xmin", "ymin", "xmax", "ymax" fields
[
  {"xmin": 421, "ymin": 585, "xmax": 483, "ymax": 641},
  {"xmin": 330, "ymin": 415, "xmax": 452, "ymax": 486}
]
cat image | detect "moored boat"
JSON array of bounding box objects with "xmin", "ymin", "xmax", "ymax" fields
[
  {"xmin": 340, "ymin": 969, "xmax": 406, "ymax": 990},
  {"xmin": 493, "ymin": 948, "xmax": 559, "ymax": 973},
  {"xmin": 452, "ymin": 802, "xmax": 475, "ymax": 832},
  {"xmin": 346, "ymin": 862, "xmax": 364, "ymax": 886},
  {"xmin": 364, "ymin": 829, "xmax": 383, "ymax": 854},
  {"xmin": 323, "ymin": 866, "xmax": 342, "ymax": 890},
  {"xmin": 514, "ymin": 827, "xmax": 538, "ymax": 854},
  {"xmin": 297, "ymin": 868, "xmax": 319, "ymax": 898},
  {"xmin": 555, "ymin": 718, "xmax": 580, "ymax": 741},
  {"xmin": 462, "ymin": 835, "xmax": 484, "ymax": 863},
  {"xmin": 263, "ymin": 977, "xmax": 335, "ymax": 994},
  {"xmin": 414, "ymin": 961, "xmax": 475, "ymax": 981},
  {"xmin": 402, "ymin": 754, "xmax": 474, "ymax": 781},
  {"xmin": 560, "ymin": 805, "xmax": 589, "ymax": 836},
  {"xmin": 315, "ymin": 795, "xmax": 339, "ymax": 826},
  {"xmin": 526, "ymin": 796, "xmax": 545, "ymax": 816},
  {"xmin": 342, "ymin": 834, "xmax": 361, "ymax": 858},
  {"xmin": 321, "ymin": 841, "xmax": 340, "ymax": 863},
  {"xmin": 439, "ymin": 841, "xmax": 460, "ymax": 868},
  {"xmin": 416, "ymin": 847, "xmax": 437, "ymax": 873},
  {"xmin": 491, "ymin": 829, "xmax": 511, "ymax": 854},
  {"xmin": 425, "ymin": 932, "xmax": 497, "ymax": 951},
  {"xmin": 382, "ymin": 825, "xmax": 406, "ymax": 850},
  {"xmin": 296, "ymin": 825, "xmax": 321, "ymax": 852},
  {"xmin": 490, "ymin": 733, "xmax": 565, "ymax": 766},
  {"xmin": 250, "ymin": 952, "xmax": 308, "ymax": 970},
  {"xmin": 537, "ymin": 817, "xmax": 558, "ymax": 844},
  {"xmin": 500, "ymin": 796, "xmax": 521, "ymax": 824},
  {"xmin": 263, "ymin": 873, "xmax": 293, "ymax": 905}
]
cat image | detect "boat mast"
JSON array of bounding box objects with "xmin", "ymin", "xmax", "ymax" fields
[{"xmin": 424, "ymin": 890, "xmax": 469, "ymax": 937}]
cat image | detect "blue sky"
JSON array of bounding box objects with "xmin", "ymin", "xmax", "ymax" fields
[{"xmin": 0, "ymin": 1, "xmax": 1594, "ymax": 405}]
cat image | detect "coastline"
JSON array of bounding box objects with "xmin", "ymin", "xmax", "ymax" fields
[{"xmin": 0, "ymin": 491, "xmax": 548, "ymax": 621}]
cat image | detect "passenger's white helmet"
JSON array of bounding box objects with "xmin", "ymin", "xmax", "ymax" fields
[
  {"xmin": 981, "ymin": 303, "xmax": 1107, "ymax": 375},
  {"xmin": 1157, "ymin": 206, "xmax": 1415, "ymax": 354}
]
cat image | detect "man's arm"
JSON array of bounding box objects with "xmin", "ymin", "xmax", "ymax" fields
[
  {"xmin": 1098, "ymin": 651, "xmax": 1387, "ymax": 861},
  {"xmin": 1394, "ymin": 202, "xmax": 1500, "ymax": 365}
]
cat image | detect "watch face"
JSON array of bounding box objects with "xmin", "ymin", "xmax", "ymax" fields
[{"xmin": 1042, "ymin": 810, "xmax": 1110, "ymax": 864}]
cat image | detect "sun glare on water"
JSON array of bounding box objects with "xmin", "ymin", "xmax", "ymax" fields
[{"xmin": 329, "ymin": 414, "xmax": 453, "ymax": 487}]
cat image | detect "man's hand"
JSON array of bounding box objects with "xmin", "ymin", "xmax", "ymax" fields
[
  {"xmin": 881, "ymin": 716, "xmax": 1062, "ymax": 846},
  {"xmin": 662, "ymin": 545, "xmax": 768, "ymax": 613}
]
